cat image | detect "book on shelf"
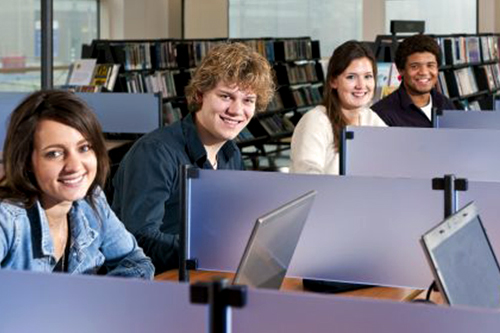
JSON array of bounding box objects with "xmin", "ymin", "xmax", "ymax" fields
[
  {"xmin": 163, "ymin": 101, "xmax": 183, "ymax": 125},
  {"xmin": 259, "ymin": 114, "xmax": 295, "ymax": 136},
  {"xmin": 466, "ymin": 37, "xmax": 481, "ymax": 63},
  {"xmin": 235, "ymin": 127, "xmax": 255, "ymax": 142},
  {"xmin": 91, "ymin": 63, "xmax": 121, "ymax": 91},
  {"xmin": 66, "ymin": 59, "xmax": 97, "ymax": 86},
  {"xmin": 374, "ymin": 62, "xmax": 400, "ymax": 102}
]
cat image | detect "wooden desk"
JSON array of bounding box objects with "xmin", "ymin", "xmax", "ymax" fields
[{"xmin": 155, "ymin": 270, "xmax": 422, "ymax": 302}]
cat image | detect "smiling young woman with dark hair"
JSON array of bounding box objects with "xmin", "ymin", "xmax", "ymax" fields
[{"xmin": 0, "ymin": 90, "xmax": 154, "ymax": 278}]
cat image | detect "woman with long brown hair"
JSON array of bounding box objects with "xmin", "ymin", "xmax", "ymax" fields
[{"xmin": 290, "ymin": 40, "xmax": 387, "ymax": 174}]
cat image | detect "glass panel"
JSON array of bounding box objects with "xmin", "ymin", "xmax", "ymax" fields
[
  {"xmin": 0, "ymin": 270, "xmax": 205, "ymax": 332},
  {"xmin": 229, "ymin": 0, "xmax": 362, "ymax": 57},
  {"xmin": 346, "ymin": 126, "xmax": 500, "ymax": 182},
  {"xmin": 438, "ymin": 110, "xmax": 500, "ymax": 129},
  {"xmin": 189, "ymin": 170, "xmax": 443, "ymax": 289},
  {"xmin": 0, "ymin": 0, "xmax": 98, "ymax": 92},
  {"xmin": 233, "ymin": 286, "xmax": 500, "ymax": 332},
  {"xmin": 385, "ymin": 0, "xmax": 476, "ymax": 34}
]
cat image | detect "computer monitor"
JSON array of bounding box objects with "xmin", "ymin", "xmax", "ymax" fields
[
  {"xmin": 233, "ymin": 190, "xmax": 316, "ymax": 289},
  {"xmin": 420, "ymin": 201, "xmax": 500, "ymax": 308}
]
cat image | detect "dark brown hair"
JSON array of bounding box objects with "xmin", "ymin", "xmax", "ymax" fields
[
  {"xmin": 323, "ymin": 40, "xmax": 377, "ymax": 150},
  {"xmin": 185, "ymin": 42, "xmax": 275, "ymax": 113},
  {"xmin": 395, "ymin": 34, "xmax": 441, "ymax": 71},
  {"xmin": 0, "ymin": 90, "xmax": 109, "ymax": 208}
]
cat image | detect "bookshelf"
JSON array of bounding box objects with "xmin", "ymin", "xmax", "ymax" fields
[
  {"xmin": 434, "ymin": 34, "xmax": 500, "ymax": 110},
  {"xmin": 84, "ymin": 37, "xmax": 324, "ymax": 166}
]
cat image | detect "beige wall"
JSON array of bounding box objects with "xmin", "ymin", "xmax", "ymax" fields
[
  {"xmin": 185, "ymin": 0, "xmax": 228, "ymax": 38},
  {"xmin": 101, "ymin": 0, "xmax": 500, "ymax": 40},
  {"xmin": 362, "ymin": 0, "xmax": 385, "ymax": 42}
]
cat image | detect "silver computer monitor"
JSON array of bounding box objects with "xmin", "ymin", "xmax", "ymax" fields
[
  {"xmin": 233, "ymin": 190, "xmax": 316, "ymax": 289},
  {"xmin": 420, "ymin": 201, "xmax": 500, "ymax": 308}
]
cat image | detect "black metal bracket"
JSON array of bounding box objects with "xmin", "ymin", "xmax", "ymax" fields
[
  {"xmin": 339, "ymin": 130, "xmax": 354, "ymax": 176},
  {"xmin": 190, "ymin": 279, "xmax": 247, "ymax": 333},
  {"xmin": 186, "ymin": 258, "xmax": 198, "ymax": 270},
  {"xmin": 432, "ymin": 174, "xmax": 468, "ymax": 218}
]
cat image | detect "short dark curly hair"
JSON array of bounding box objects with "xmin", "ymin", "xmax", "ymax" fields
[{"xmin": 395, "ymin": 34, "xmax": 441, "ymax": 71}]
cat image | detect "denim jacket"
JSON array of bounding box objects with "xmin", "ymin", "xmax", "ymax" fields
[{"xmin": 0, "ymin": 190, "xmax": 154, "ymax": 279}]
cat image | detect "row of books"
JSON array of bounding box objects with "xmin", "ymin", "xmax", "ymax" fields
[
  {"xmin": 90, "ymin": 38, "xmax": 319, "ymax": 73},
  {"xmin": 274, "ymin": 61, "xmax": 322, "ymax": 86},
  {"xmin": 118, "ymin": 70, "xmax": 193, "ymax": 96},
  {"xmin": 436, "ymin": 35, "xmax": 499, "ymax": 66},
  {"xmin": 110, "ymin": 42, "xmax": 154, "ymax": 71},
  {"xmin": 437, "ymin": 63, "xmax": 500, "ymax": 98},
  {"xmin": 66, "ymin": 59, "xmax": 120, "ymax": 91},
  {"xmin": 266, "ymin": 93, "xmax": 285, "ymax": 112},
  {"xmin": 259, "ymin": 114, "xmax": 295, "ymax": 136},
  {"xmin": 288, "ymin": 83, "xmax": 323, "ymax": 108},
  {"xmin": 279, "ymin": 39, "xmax": 315, "ymax": 62}
]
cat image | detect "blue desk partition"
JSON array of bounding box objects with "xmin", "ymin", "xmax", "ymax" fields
[
  {"xmin": 78, "ymin": 92, "xmax": 162, "ymax": 135},
  {"xmin": 437, "ymin": 110, "xmax": 500, "ymax": 129},
  {"xmin": 0, "ymin": 92, "xmax": 162, "ymax": 143},
  {"xmin": 460, "ymin": 180, "xmax": 500, "ymax": 256},
  {"xmin": 0, "ymin": 270, "xmax": 204, "ymax": 333},
  {"xmin": 0, "ymin": 92, "xmax": 26, "ymax": 148},
  {"xmin": 188, "ymin": 170, "xmax": 445, "ymax": 289},
  {"xmin": 233, "ymin": 287, "xmax": 500, "ymax": 332},
  {"xmin": 344, "ymin": 126, "xmax": 500, "ymax": 182}
]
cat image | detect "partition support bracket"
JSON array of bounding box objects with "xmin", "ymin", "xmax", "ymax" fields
[{"xmin": 190, "ymin": 278, "xmax": 247, "ymax": 333}]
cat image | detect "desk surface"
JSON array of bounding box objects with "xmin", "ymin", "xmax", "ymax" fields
[{"xmin": 155, "ymin": 270, "xmax": 423, "ymax": 302}]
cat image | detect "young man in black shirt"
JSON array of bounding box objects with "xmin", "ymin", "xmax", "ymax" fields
[{"xmin": 371, "ymin": 34, "xmax": 455, "ymax": 127}]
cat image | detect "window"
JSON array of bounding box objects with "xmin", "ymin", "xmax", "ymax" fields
[
  {"xmin": 0, "ymin": 0, "xmax": 98, "ymax": 92},
  {"xmin": 229, "ymin": 0, "xmax": 363, "ymax": 58},
  {"xmin": 385, "ymin": 0, "xmax": 476, "ymax": 34}
]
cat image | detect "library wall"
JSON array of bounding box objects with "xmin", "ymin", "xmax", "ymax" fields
[
  {"xmin": 362, "ymin": 0, "xmax": 385, "ymax": 42},
  {"xmin": 185, "ymin": 0, "xmax": 228, "ymax": 38},
  {"xmin": 479, "ymin": 0, "xmax": 497, "ymax": 33},
  {"xmin": 100, "ymin": 0, "xmax": 500, "ymax": 41}
]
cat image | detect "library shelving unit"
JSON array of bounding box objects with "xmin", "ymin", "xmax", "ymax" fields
[
  {"xmin": 434, "ymin": 34, "xmax": 500, "ymax": 110},
  {"xmin": 83, "ymin": 37, "xmax": 324, "ymax": 168}
]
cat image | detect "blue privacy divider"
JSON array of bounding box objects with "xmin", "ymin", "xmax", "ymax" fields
[
  {"xmin": 232, "ymin": 286, "xmax": 500, "ymax": 333},
  {"xmin": 436, "ymin": 110, "xmax": 500, "ymax": 129},
  {"xmin": 188, "ymin": 170, "xmax": 444, "ymax": 289},
  {"xmin": 0, "ymin": 92, "xmax": 162, "ymax": 143},
  {"xmin": 460, "ymin": 180, "xmax": 500, "ymax": 256},
  {"xmin": 0, "ymin": 270, "xmax": 204, "ymax": 333},
  {"xmin": 78, "ymin": 92, "xmax": 162, "ymax": 136},
  {"xmin": 0, "ymin": 92, "xmax": 26, "ymax": 149},
  {"xmin": 344, "ymin": 126, "xmax": 500, "ymax": 182}
]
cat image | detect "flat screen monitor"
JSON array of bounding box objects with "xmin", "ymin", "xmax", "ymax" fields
[
  {"xmin": 233, "ymin": 190, "xmax": 316, "ymax": 289},
  {"xmin": 421, "ymin": 202, "xmax": 500, "ymax": 308}
]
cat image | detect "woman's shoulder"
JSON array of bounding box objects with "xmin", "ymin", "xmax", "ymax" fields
[
  {"xmin": 296, "ymin": 105, "xmax": 330, "ymax": 126},
  {"xmin": 0, "ymin": 200, "xmax": 27, "ymax": 218}
]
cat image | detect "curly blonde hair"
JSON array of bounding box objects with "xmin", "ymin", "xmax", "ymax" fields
[{"xmin": 185, "ymin": 42, "xmax": 275, "ymax": 113}]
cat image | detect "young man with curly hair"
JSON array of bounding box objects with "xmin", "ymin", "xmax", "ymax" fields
[
  {"xmin": 112, "ymin": 42, "xmax": 275, "ymax": 272},
  {"xmin": 371, "ymin": 34, "xmax": 455, "ymax": 127}
]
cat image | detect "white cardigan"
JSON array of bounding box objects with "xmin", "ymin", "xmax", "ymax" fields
[{"xmin": 290, "ymin": 105, "xmax": 387, "ymax": 175}]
